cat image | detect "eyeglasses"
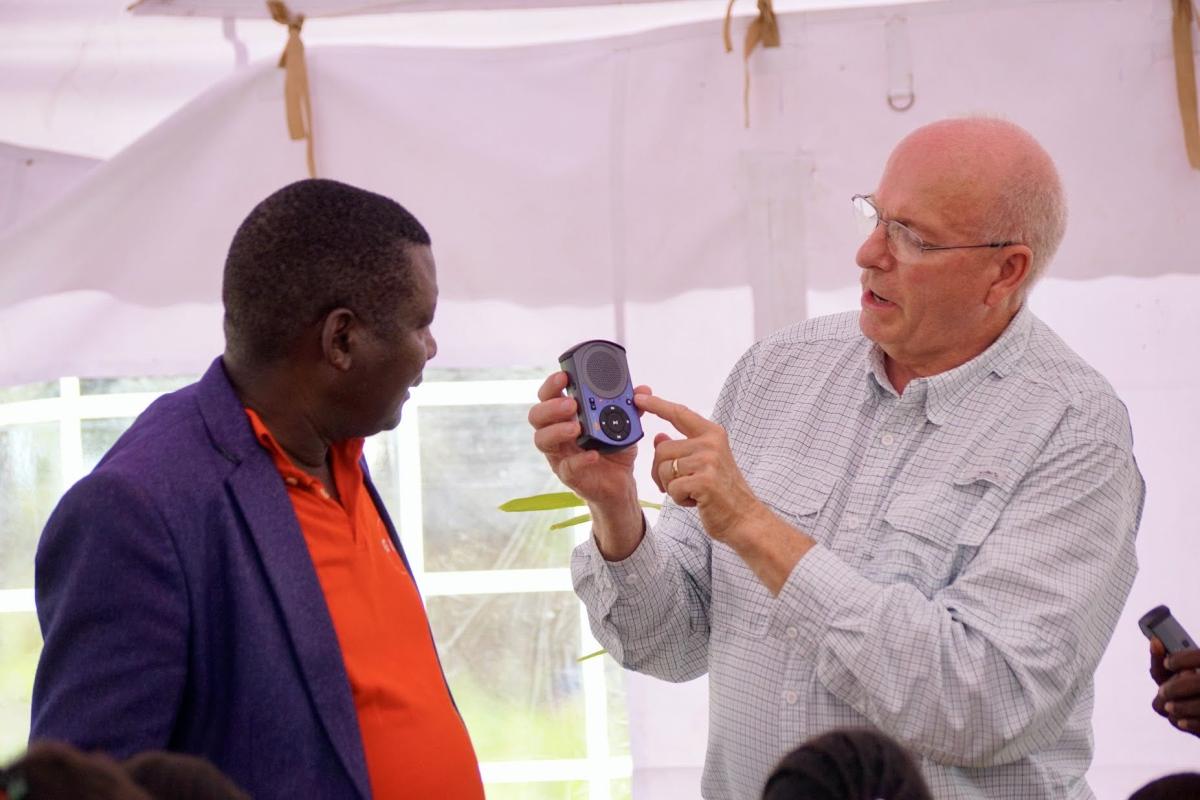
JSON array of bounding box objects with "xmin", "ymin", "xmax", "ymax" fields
[{"xmin": 852, "ymin": 194, "xmax": 1016, "ymax": 262}]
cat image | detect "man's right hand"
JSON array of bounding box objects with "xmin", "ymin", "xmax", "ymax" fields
[
  {"xmin": 1150, "ymin": 638, "xmax": 1200, "ymax": 738},
  {"xmin": 529, "ymin": 371, "xmax": 648, "ymax": 560}
]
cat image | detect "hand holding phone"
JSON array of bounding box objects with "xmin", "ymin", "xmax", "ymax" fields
[
  {"xmin": 1141, "ymin": 605, "xmax": 1200, "ymax": 739},
  {"xmin": 1139, "ymin": 605, "xmax": 1195, "ymax": 654}
]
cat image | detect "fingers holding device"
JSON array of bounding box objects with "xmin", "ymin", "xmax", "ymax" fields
[
  {"xmin": 1141, "ymin": 605, "xmax": 1200, "ymax": 738},
  {"xmin": 1140, "ymin": 605, "xmax": 1195, "ymax": 655}
]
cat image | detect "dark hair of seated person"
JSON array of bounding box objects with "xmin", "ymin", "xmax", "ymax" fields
[
  {"xmin": 123, "ymin": 751, "xmax": 250, "ymax": 800},
  {"xmin": 1128, "ymin": 772, "xmax": 1200, "ymax": 800},
  {"xmin": 0, "ymin": 740, "xmax": 152, "ymax": 800},
  {"xmin": 762, "ymin": 728, "xmax": 933, "ymax": 800}
]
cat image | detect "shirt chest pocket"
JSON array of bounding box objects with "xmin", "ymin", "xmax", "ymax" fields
[
  {"xmin": 713, "ymin": 466, "xmax": 835, "ymax": 638},
  {"xmin": 877, "ymin": 473, "xmax": 1009, "ymax": 598}
]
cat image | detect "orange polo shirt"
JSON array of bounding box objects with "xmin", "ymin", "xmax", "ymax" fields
[{"xmin": 245, "ymin": 409, "xmax": 484, "ymax": 800}]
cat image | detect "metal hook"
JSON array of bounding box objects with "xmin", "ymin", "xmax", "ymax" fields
[
  {"xmin": 885, "ymin": 16, "xmax": 915, "ymax": 113},
  {"xmin": 887, "ymin": 92, "xmax": 915, "ymax": 112}
]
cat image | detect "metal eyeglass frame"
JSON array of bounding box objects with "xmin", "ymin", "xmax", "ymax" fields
[{"xmin": 851, "ymin": 194, "xmax": 1017, "ymax": 258}]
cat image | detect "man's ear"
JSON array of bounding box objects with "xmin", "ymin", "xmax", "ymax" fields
[
  {"xmin": 985, "ymin": 245, "xmax": 1033, "ymax": 307},
  {"xmin": 320, "ymin": 308, "xmax": 358, "ymax": 371}
]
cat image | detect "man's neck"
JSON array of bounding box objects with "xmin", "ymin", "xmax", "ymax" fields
[
  {"xmin": 884, "ymin": 306, "xmax": 1020, "ymax": 395},
  {"xmin": 224, "ymin": 356, "xmax": 332, "ymax": 471}
]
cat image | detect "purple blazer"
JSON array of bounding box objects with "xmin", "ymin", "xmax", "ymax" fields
[{"xmin": 31, "ymin": 358, "xmax": 427, "ymax": 799}]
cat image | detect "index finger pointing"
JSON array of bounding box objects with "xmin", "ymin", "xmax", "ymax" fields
[{"xmin": 634, "ymin": 393, "xmax": 711, "ymax": 437}]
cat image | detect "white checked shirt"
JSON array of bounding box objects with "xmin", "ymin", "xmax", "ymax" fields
[{"xmin": 572, "ymin": 307, "xmax": 1144, "ymax": 800}]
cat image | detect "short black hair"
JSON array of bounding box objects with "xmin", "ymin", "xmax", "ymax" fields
[
  {"xmin": 125, "ymin": 751, "xmax": 250, "ymax": 800},
  {"xmin": 1, "ymin": 741, "xmax": 151, "ymax": 800},
  {"xmin": 1128, "ymin": 773, "xmax": 1200, "ymax": 800},
  {"xmin": 762, "ymin": 728, "xmax": 933, "ymax": 800},
  {"xmin": 222, "ymin": 178, "xmax": 431, "ymax": 365}
]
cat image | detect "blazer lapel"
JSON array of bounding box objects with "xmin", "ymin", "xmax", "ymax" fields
[{"xmin": 196, "ymin": 359, "xmax": 371, "ymax": 800}]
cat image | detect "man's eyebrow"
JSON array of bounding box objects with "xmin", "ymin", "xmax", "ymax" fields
[
  {"xmin": 881, "ymin": 201, "xmax": 937, "ymax": 237},
  {"xmin": 870, "ymin": 196, "xmax": 916, "ymax": 230}
]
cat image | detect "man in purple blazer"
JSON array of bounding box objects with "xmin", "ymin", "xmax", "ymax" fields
[{"xmin": 30, "ymin": 180, "xmax": 484, "ymax": 799}]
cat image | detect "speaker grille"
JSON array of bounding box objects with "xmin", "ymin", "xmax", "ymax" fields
[{"xmin": 582, "ymin": 347, "xmax": 627, "ymax": 398}]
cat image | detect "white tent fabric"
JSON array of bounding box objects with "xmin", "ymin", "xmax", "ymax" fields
[
  {"xmin": 0, "ymin": 0, "xmax": 926, "ymax": 159},
  {"xmin": 128, "ymin": 0, "xmax": 671, "ymax": 15},
  {"xmin": 2, "ymin": 0, "xmax": 1200, "ymax": 796},
  {"xmin": 0, "ymin": 144, "xmax": 98, "ymax": 235}
]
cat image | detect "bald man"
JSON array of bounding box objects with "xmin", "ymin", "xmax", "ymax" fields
[{"xmin": 529, "ymin": 118, "xmax": 1144, "ymax": 799}]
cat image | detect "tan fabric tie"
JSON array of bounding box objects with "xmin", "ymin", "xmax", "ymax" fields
[
  {"xmin": 1172, "ymin": 0, "xmax": 1200, "ymax": 169},
  {"xmin": 268, "ymin": 1, "xmax": 317, "ymax": 177},
  {"xmin": 723, "ymin": 0, "xmax": 781, "ymax": 128}
]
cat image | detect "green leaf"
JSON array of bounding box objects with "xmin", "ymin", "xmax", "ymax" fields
[
  {"xmin": 576, "ymin": 648, "xmax": 608, "ymax": 663},
  {"xmin": 549, "ymin": 513, "xmax": 592, "ymax": 530},
  {"xmin": 498, "ymin": 492, "xmax": 586, "ymax": 512}
]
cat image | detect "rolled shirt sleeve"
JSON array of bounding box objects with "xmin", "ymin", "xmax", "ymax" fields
[{"xmin": 572, "ymin": 503, "xmax": 713, "ymax": 682}]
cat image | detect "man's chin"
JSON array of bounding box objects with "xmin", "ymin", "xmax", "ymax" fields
[
  {"xmin": 858, "ymin": 310, "xmax": 879, "ymax": 342},
  {"xmin": 371, "ymin": 391, "xmax": 413, "ymax": 434}
]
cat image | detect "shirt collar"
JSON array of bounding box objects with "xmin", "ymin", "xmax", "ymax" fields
[
  {"xmin": 243, "ymin": 406, "xmax": 365, "ymax": 486},
  {"xmin": 862, "ymin": 304, "xmax": 1033, "ymax": 424}
]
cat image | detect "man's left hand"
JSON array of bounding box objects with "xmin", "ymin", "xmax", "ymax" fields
[
  {"xmin": 1153, "ymin": 644, "xmax": 1200, "ymax": 738},
  {"xmin": 634, "ymin": 392, "xmax": 765, "ymax": 544}
]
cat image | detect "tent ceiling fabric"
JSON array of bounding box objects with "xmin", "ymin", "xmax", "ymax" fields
[
  {"xmin": 4, "ymin": 3, "xmax": 1200, "ymax": 796},
  {"xmin": 2, "ymin": 0, "xmax": 1198, "ymax": 386},
  {"xmin": 0, "ymin": 144, "xmax": 98, "ymax": 235},
  {"xmin": 128, "ymin": 0, "xmax": 673, "ymax": 17}
]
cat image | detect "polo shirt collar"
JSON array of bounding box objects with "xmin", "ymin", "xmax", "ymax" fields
[{"xmin": 244, "ymin": 406, "xmax": 366, "ymax": 489}]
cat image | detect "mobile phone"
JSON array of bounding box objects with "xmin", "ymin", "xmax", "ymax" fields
[
  {"xmin": 558, "ymin": 339, "xmax": 643, "ymax": 453},
  {"xmin": 1138, "ymin": 605, "xmax": 1196, "ymax": 654}
]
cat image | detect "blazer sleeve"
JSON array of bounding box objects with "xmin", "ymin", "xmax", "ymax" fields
[{"xmin": 31, "ymin": 471, "xmax": 189, "ymax": 755}]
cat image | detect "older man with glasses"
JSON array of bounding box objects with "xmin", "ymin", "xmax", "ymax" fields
[{"xmin": 529, "ymin": 117, "xmax": 1144, "ymax": 799}]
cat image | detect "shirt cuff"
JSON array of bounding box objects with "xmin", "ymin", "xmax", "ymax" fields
[{"xmin": 571, "ymin": 522, "xmax": 664, "ymax": 598}]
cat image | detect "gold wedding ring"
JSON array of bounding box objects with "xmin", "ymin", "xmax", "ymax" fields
[{"xmin": 671, "ymin": 458, "xmax": 680, "ymax": 479}]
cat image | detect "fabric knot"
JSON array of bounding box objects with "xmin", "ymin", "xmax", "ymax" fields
[
  {"xmin": 722, "ymin": 0, "xmax": 782, "ymax": 128},
  {"xmin": 267, "ymin": 0, "xmax": 317, "ymax": 177}
]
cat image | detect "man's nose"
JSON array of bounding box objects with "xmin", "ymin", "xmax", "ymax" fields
[
  {"xmin": 855, "ymin": 222, "xmax": 892, "ymax": 271},
  {"xmin": 425, "ymin": 329, "xmax": 438, "ymax": 361}
]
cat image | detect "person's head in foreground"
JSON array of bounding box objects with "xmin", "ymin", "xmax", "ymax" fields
[
  {"xmin": 222, "ymin": 177, "xmax": 438, "ymax": 438},
  {"xmin": 0, "ymin": 741, "xmax": 150, "ymax": 800},
  {"xmin": 855, "ymin": 116, "xmax": 1066, "ymax": 389},
  {"xmin": 761, "ymin": 728, "xmax": 933, "ymax": 800},
  {"xmin": 0, "ymin": 742, "xmax": 251, "ymax": 800},
  {"xmin": 123, "ymin": 751, "xmax": 250, "ymax": 800},
  {"xmin": 1127, "ymin": 772, "xmax": 1200, "ymax": 800}
]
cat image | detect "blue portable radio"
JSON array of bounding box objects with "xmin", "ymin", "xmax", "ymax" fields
[{"xmin": 558, "ymin": 339, "xmax": 643, "ymax": 452}]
